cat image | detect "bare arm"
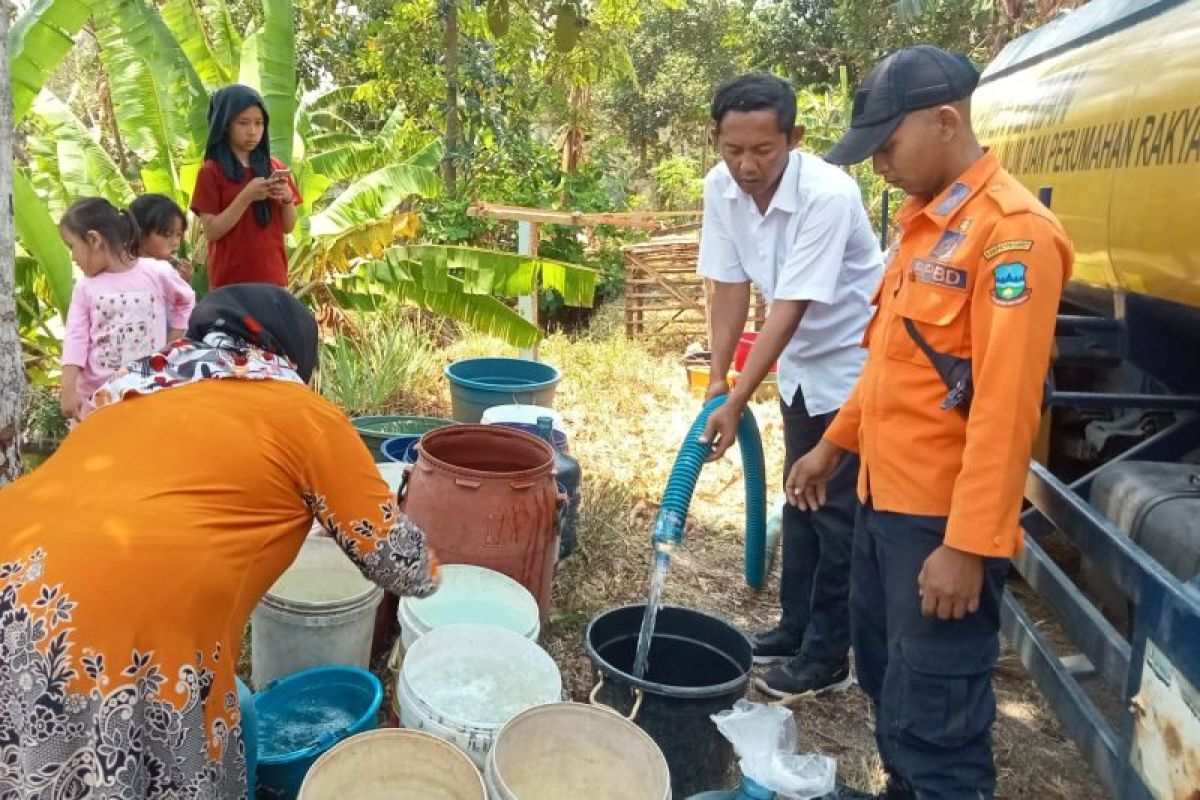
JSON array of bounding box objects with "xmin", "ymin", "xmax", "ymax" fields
[
  {"xmin": 59, "ymin": 365, "xmax": 82, "ymax": 420},
  {"xmin": 727, "ymin": 298, "xmax": 807, "ymax": 406},
  {"xmin": 706, "ymin": 280, "xmax": 751, "ymax": 399},
  {"xmin": 702, "ymin": 298, "xmax": 807, "ymax": 460},
  {"xmin": 200, "ymin": 178, "xmax": 271, "ymax": 242},
  {"xmin": 279, "ymin": 197, "xmax": 297, "ymax": 233}
]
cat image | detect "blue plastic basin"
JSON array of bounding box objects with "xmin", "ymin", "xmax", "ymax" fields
[
  {"xmin": 381, "ymin": 434, "xmax": 423, "ymax": 464},
  {"xmin": 445, "ymin": 357, "xmax": 561, "ymax": 423},
  {"xmin": 254, "ymin": 666, "xmax": 383, "ymax": 799}
]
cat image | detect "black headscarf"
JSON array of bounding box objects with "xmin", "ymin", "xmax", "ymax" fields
[
  {"xmin": 187, "ymin": 285, "xmax": 319, "ymax": 382},
  {"xmin": 206, "ymin": 84, "xmax": 273, "ymax": 227}
]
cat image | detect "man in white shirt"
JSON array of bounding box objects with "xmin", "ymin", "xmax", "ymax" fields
[{"xmin": 698, "ymin": 73, "xmax": 883, "ymax": 697}]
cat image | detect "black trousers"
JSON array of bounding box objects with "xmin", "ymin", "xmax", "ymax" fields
[
  {"xmin": 777, "ymin": 386, "xmax": 859, "ymax": 663},
  {"xmin": 851, "ymin": 502, "xmax": 1008, "ymax": 799}
]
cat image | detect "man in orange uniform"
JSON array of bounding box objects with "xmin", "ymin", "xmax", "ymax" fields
[{"xmin": 788, "ymin": 47, "xmax": 1073, "ymax": 799}]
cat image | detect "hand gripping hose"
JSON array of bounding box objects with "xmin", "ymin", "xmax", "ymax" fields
[{"xmin": 652, "ymin": 394, "xmax": 769, "ymax": 588}]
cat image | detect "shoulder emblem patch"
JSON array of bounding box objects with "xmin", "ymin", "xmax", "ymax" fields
[
  {"xmin": 934, "ymin": 182, "xmax": 971, "ymax": 216},
  {"xmin": 911, "ymin": 258, "xmax": 968, "ymax": 291},
  {"xmin": 983, "ymin": 239, "xmax": 1033, "ymax": 259},
  {"xmin": 992, "ymin": 262, "xmax": 1032, "ymax": 306},
  {"xmin": 929, "ymin": 230, "xmax": 966, "ymax": 261}
]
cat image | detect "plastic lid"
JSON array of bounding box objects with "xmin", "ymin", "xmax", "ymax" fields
[
  {"xmin": 481, "ymin": 404, "xmax": 567, "ymax": 433},
  {"xmin": 266, "ymin": 535, "xmax": 378, "ymax": 609},
  {"xmin": 404, "ymin": 564, "xmax": 538, "ymax": 635}
]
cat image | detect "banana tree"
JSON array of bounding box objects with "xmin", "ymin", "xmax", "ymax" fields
[{"xmin": 12, "ymin": 0, "xmax": 598, "ymax": 354}]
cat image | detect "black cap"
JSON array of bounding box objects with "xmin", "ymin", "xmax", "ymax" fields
[{"xmin": 825, "ymin": 46, "xmax": 979, "ymax": 166}]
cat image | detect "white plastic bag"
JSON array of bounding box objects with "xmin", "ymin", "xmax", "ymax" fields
[{"xmin": 711, "ymin": 699, "xmax": 837, "ymax": 799}]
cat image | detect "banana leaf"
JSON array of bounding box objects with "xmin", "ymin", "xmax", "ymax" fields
[
  {"xmin": 338, "ymin": 259, "xmax": 542, "ymax": 348},
  {"xmin": 309, "ymin": 164, "xmax": 440, "ymax": 238},
  {"xmin": 14, "ymin": 168, "xmax": 74, "ymax": 317},
  {"xmin": 391, "ymin": 245, "xmax": 597, "ymax": 307},
  {"xmin": 300, "ymin": 213, "xmax": 420, "ymax": 279},
  {"xmin": 10, "ymin": 0, "xmax": 94, "ymax": 124},
  {"xmin": 307, "ymin": 110, "xmax": 362, "ymax": 137},
  {"xmin": 24, "ymin": 123, "xmax": 71, "ymax": 220},
  {"xmin": 306, "ymin": 142, "xmax": 390, "ymax": 183},
  {"xmin": 238, "ymin": 30, "xmax": 260, "ymax": 89},
  {"xmin": 297, "ymin": 85, "xmax": 362, "ymax": 125},
  {"xmin": 95, "ymin": 21, "xmax": 185, "ymax": 202},
  {"xmin": 103, "ymin": 0, "xmax": 208, "ymax": 148},
  {"xmin": 204, "ymin": 0, "xmax": 241, "ymax": 77},
  {"xmin": 260, "ymin": 0, "xmax": 296, "ymax": 166},
  {"xmin": 31, "ymin": 92, "xmax": 135, "ymax": 207},
  {"xmin": 305, "ymin": 132, "xmax": 361, "ymax": 151},
  {"xmin": 161, "ymin": 0, "xmax": 231, "ymax": 89},
  {"xmin": 403, "ymin": 139, "xmax": 444, "ymax": 171}
]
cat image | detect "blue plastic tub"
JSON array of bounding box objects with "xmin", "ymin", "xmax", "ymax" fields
[
  {"xmin": 380, "ymin": 434, "xmax": 423, "ymax": 464},
  {"xmin": 237, "ymin": 677, "xmax": 258, "ymax": 798},
  {"xmin": 253, "ymin": 666, "xmax": 383, "ymax": 799},
  {"xmin": 444, "ymin": 357, "xmax": 561, "ymax": 423}
]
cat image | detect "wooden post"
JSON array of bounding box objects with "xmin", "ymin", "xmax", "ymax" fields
[{"xmin": 517, "ymin": 220, "xmax": 539, "ymax": 360}]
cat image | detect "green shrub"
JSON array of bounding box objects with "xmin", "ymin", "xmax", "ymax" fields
[{"xmin": 316, "ymin": 310, "xmax": 442, "ymax": 417}]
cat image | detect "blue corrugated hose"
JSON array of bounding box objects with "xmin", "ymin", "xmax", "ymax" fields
[{"xmin": 652, "ymin": 394, "xmax": 768, "ymax": 588}]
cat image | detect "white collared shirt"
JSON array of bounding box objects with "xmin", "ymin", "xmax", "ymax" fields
[{"xmin": 698, "ymin": 150, "xmax": 883, "ymax": 415}]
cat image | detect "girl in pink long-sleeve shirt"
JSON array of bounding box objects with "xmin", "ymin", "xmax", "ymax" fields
[{"xmin": 59, "ymin": 197, "xmax": 196, "ymax": 421}]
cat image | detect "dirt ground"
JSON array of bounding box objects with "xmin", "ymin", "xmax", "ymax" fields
[{"xmin": 524, "ymin": 311, "xmax": 1106, "ymax": 799}]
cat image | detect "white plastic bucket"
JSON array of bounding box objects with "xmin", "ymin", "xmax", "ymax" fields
[
  {"xmin": 297, "ymin": 728, "xmax": 486, "ymax": 800},
  {"xmin": 480, "ymin": 404, "xmax": 567, "ymax": 434},
  {"xmin": 398, "ymin": 624, "xmax": 561, "ymax": 767},
  {"xmin": 376, "ymin": 462, "xmax": 408, "ymax": 497},
  {"xmin": 397, "ymin": 564, "xmax": 540, "ymax": 652},
  {"xmin": 485, "ymin": 702, "xmax": 671, "ymax": 800},
  {"xmin": 251, "ymin": 535, "xmax": 384, "ymax": 689}
]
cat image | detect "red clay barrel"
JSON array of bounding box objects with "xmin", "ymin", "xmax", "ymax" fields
[{"xmin": 401, "ymin": 425, "xmax": 559, "ymax": 620}]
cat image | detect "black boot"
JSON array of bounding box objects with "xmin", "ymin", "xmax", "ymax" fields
[
  {"xmin": 757, "ymin": 655, "xmax": 853, "ymax": 698},
  {"xmin": 749, "ymin": 624, "xmax": 802, "ymax": 664}
]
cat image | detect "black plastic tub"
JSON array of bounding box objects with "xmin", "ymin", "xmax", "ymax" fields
[{"xmin": 585, "ymin": 604, "xmax": 752, "ymax": 796}]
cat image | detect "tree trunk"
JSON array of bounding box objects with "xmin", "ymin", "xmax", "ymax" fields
[
  {"xmin": 0, "ymin": 0, "xmax": 25, "ymax": 485},
  {"xmin": 441, "ymin": 0, "xmax": 460, "ymax": 195}
]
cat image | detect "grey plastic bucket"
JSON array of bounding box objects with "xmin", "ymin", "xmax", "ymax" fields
[{"xmin": 251, "ymin": 535, "xmax": 384, "ymax": 689}]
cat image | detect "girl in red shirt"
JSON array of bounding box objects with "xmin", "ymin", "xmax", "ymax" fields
[{"xmin": 191, "ymin": 84, "xmax": 301, "ymax": 288}]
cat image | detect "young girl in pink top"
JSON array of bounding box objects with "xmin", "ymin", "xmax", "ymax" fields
[{"xmin": 59, "ymin": 198, "xmax": 196, "ymax": 421}]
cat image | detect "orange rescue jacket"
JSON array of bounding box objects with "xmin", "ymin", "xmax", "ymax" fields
[{"xmin": 824, "ymin": 151, "xmax": 1073, "ymax": 558}]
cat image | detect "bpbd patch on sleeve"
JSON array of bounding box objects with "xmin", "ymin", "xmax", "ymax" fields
[
  {"xmin": 911, "ymin": 258, "xmax": 968, "ymax": 291},
  {"xmin": 992, "ymin": 261, "xmax": 1032, "ymax": 306},
  {"xmin": 983, "ymin": 239, "xmax": 1033, "ymax": 259}
]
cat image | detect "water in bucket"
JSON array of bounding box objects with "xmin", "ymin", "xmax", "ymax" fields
[{"xmin": 258, "ymin": 697, "xmax": 359, "ymax": 758}]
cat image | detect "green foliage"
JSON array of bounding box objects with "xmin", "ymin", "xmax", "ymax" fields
[
  {"xmin": 335, "ymin": 253, "xmax": 544, "ymax": 349},
  {"xmin": 602, "ymin": 0, "xmax": 750, "ymax": 169},
  {"xmin": 21, "ymin": 385, "xmax": 70, "ymax": 443},
  {"xmin": 315, "ymin": 310, "xmax": 441, "ymax": 417},
  {"xmin": 13, "ymin": 169, "xmax": 73, "ymax": 316},
  {"xmin": 9, "ymin": 0, "xmax": 95, "ymax": 124},
  {"xmin": 30, "ymin": 92, "xmax": 135, "ymax": 208},
  {"xmin": 161, "ymin": 0, "xmax": 235, "ymax": 89},
  {"xmin": 751, "ymin": 0, "xmax": 993, "ymax": 88},
  {"xmin": 259, "ymin": 0, "xmax": 297, "ymax": 166},
  {"xmin": 650, "ymin": 155, "xmax": 702, "ymax": 211}
]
